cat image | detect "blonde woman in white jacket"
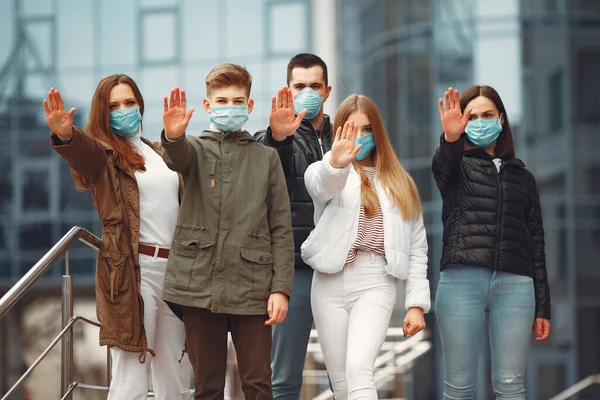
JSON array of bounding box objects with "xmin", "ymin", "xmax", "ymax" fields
[{"xmin": 301, "ymin": 94, "xmax": 430, "ymax": 400}]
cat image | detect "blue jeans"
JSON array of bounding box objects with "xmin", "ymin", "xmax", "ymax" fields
[
  {"xmin": 271, "ymin": 268, "xmax": 314, "ymax": 399},
  {"xmin": 435, "ymin": 266, "xmax": 535, "ymax": 400}
]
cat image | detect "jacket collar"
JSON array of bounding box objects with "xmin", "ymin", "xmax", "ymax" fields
[
  {"xmin": 297, "ymin": 114, "xmax": 333, "ymax": 145},
  {"xmin": 466, "ymin": 148, "xmax": 525, "ymax": 168},
  {"xmin": 199, "ymin": 129, "xmax": 257, "ymax": 143}
]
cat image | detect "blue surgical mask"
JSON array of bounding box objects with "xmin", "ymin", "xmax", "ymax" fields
[
  {"xmin": 110, "ymin": 106, "xmax": 142, "ymax": 137},
  {"xmin": 354, "ymin": 132, "xmax": 376, "ymax": 161},
  {"xmin": 294, "ymin": 87, "xmax": 323, "ymax": 120},
  {"xmin": 465, "ymin": 118, "xmax": 502, "ymax": 149},
  {"xmin": 210, "ymin": 105, "xmax": 249, "ymax": 133}
]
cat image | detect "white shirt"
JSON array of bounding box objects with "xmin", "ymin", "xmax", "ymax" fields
[{"xmin": 126, "ymin": 133, "xmax": 180, "ymax": 248}]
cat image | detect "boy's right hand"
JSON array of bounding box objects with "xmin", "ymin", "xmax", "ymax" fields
[
  {"xmin": 164, "ymin": 87, "xmax": 195, "ymax": 140},
  {"xmin": 270, "ymin": 87, "xmax": 306, "ymax": 142},
  {"xmin": 265, "ymin": 292, "xmax": 288, "ymax": 325}
]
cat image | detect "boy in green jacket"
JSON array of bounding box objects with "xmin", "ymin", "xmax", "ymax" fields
[{"xmin": 160, "ymin": 63, "xmax": 294, "ymax": 399}]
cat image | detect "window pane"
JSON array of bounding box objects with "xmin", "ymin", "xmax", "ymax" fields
[
  {"xmin": 269, "ymin": 3, "xmax": 307, "ymax": 54},
  {"xmin": 21, "ymin": 169, "xmax": 50, "ymax": 211},
  {"xmin": 19, "ymin": 223, "xmax": 53, "ymax": 251},
  {"xmin": 57, "ymin": 0, "xmax": 94, "ymax": 69},
  {"xmin": 139, "ymin": 0, "xmax": 177, "ymax": 7},
  {"xmin": 99, "ymin": 0, "xmax": 136, "ymax": 66},
  {"xmin": 267, "ymin": 59, "xmax": 289, "ymax": 92},
  {"xmin": 0, "ymin": 4, "xmax": 13, "ymax": 66},
  {"xmin": 142, "ymin": 12, "xmax": 177, "ymax": 63},
  {"xmin": 57, "ymin": 72, "xmax": 96, "ymax": 112},
  {"xmin": 227, "ymin": 0, "xmax": 264, "ymax": 57},
  {"xmin": 182, "ymin": 0, "xmax": 220, "ymax": 62},
  {"xmin": 21, "ymin": 0, "xmax": 53, "ymax": 17},
  {"xmin": 25, "ymin": 21, "xmax": 53, "ymax": 71}
]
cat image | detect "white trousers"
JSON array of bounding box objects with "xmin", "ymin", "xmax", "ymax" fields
[
  {"xmin": 108, "ymin": 254, "xmax": 193, "ymax": 400},
  {"xmin": 312, "ymin": 251, "xmax": 396, "ymax": 400}
]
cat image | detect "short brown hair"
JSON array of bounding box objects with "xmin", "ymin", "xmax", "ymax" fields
[
  {"xmin": 460, "ymin": 85, "xmax": 515, "ymax": 158},
  {"xmin": 287, "ymin": 53, "xmax": 328, "ymax": 86},
  {"xmin": 205, "ymin": 63, "xmax": 252, "ymax": 97}
]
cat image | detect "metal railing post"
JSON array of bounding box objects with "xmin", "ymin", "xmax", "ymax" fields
[{"xmin": 60, "ymin": 250, "xmax": 73, "ymax": 399}]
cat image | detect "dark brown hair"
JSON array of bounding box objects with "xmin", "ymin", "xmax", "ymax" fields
[
  {"xmin": 460, "ymin": 85, "xmax": 515, "ymax": 158},
  {"xmin": 205, "ymin": 63, "xmax": 252, "ymax": 97},
  {"xmin": 287, "ymin": 53, "xmax": 328, "ymax": 86},
  {"xmin": 74, "ymin": 74, "xmax": 145, "ymax": 190}
]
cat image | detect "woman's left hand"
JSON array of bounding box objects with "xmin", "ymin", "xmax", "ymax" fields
[
  {"xmin": 533, "ymin": 318, "xmax": 551, "ymax": 341},
  {"xmin": 403, "ymin": 307, "xmax": 426, "ymax": 337}
]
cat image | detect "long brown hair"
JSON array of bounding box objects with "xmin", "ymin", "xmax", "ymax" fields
[
  {"xmin": 333, "ymin": 95, "xmax": 422, "ymax": 220},
  {"xmin": 73, "ymin": 74, "xmax": 145, "ymax": 190},
  {"xmin": 460, "ymin": 85, "xmax": 515, "ymax": 158}
]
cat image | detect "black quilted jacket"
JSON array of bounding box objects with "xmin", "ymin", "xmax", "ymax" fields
[
  {"xmin": 255, "ymin": 117, "xmax": 333, "ymax": 270},
  {"xmin": 432, "ymin": 135, "xmax": 551, "ymax": 319}
]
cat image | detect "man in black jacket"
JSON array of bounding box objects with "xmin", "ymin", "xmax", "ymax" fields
[{"xmin": 255, "ymin": 53, "xmax": 333, "ymax": 399}]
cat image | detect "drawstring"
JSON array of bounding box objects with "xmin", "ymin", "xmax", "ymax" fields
[
  {"xmin": 138, "ymin": 348, "xmax": 156, "ymax": 364},
  {"xmin": 178, "ymin": 348, "xmax": 187, "ymax": 363}
]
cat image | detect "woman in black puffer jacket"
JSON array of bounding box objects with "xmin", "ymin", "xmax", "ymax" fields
[{"xmin": 432, "ymin": 85, "xmax": 551, "ymax": 400}]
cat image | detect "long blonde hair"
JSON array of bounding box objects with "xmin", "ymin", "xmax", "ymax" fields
[{"xmin": 333, "ymin": 95, "xmax": 422, "ymax": 220}]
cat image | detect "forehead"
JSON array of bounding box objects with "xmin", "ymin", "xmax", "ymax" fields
[
  {"xmin": 348, "ymin": 111, "xmax": 370, "ymax": 126},
  {"xmin": 290, "ymin": 66, "xmax": 325, "ymax": 85},
  {"xmin": 465, "ymin": 95, "xmax": 498, "ymax": 113},
  {"xmin": 209, "ymin": 85, "xmax": 249, "ymax": 99},
  {"xmin": 109, "ymin": 84, "xmax": 135, "ymax": 102}
]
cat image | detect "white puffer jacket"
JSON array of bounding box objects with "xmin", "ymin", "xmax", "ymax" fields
[{"xmin": 301, "ymin": 152, "xmax": 431, "ymax": 312}]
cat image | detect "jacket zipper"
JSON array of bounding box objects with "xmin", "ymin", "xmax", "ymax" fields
[
  {"xmin": 317, "ymin": 135, "xmax": 324, "ymax": 159},
  {"xmin": 494, "ymin": 167, "xmax": 504, "ymax": 271}
]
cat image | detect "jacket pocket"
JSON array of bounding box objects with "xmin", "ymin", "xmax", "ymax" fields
[
  {"xmin": 98, "ymin": 251, "xmax": 131, "ymax": 302},
  {"xmin": 240, "ymin": 247, "xmax": 274, "ymax": 301},
  {"xmin": 166, "ymin": 239, "xmax": 215, "ymax": 292}
]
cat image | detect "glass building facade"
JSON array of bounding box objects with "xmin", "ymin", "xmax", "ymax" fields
[
  {"xmin": 2, "ymin": 0, "xmax": 600, "ymax": 398},
  {"xmin": 337, "ymin": 0, "xmax": 600, "ymax": 398},
  {"xmin": 0, "ymin": 0, "xmax": 315, "ymax": 288}
]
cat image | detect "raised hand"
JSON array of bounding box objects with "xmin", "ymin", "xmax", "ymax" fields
[
  {"xmin": 270, "ymin": 87, "xmax": 306, "ymax": 142},
  {"xmin": 439, "ymin": 87, "xmax": 471, "ymax": 143},
  {"xmin": 43, "ymin": 88, "xmax": 76, "ymax": 139},
  {"xmin": 330, "ymin": 121, "xmax": 361, "ymax": 169},
  {"xmin": 163, "ymin": 87, "xmax": 195, "ymax": 140}
]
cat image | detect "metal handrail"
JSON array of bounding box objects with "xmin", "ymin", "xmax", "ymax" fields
[
  {"xmin": 0, "ymin": 226, "xmax": 102, "ymax": 400},
  {"xmin": 549, "ymin": 374, "xmax": 600, "ymax": 400},
  {"xmin": 1, "ymin": 316, "xmax": 99, "ymax": 400},
  {"xmin": 0, "ymin": 226, "xmax": 101, "ymax": 319}
]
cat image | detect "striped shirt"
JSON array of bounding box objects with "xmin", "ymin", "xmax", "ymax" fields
[{"xmin": 346, "ymin": 167, "xmax": 385, "ymax": 264}]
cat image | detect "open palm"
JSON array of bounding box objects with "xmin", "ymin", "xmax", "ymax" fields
[
  {"xmin": 43, "ymin": 88, "xmax": 76, "ymax": 138},
  {"xmin": 163, "ymin": 87, "xmax": 195, "ymax": 140},
  {"xmin": 270, "ymin": 86, "xmax": 306, "ymax": 141},
  {"xmin": 330, "ymin": 121, "xmax": 361, "ymax": 169},
  {"xmin": 439, "ymin": 88, "xmax": 471, "ymax": 142}
]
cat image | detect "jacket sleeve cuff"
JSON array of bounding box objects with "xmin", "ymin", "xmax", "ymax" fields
[
  {"xmin": 161, "ymin": 129, "xmax": 186, "ymax": 146},
  {"xmin": 271, "ymin": 283, "xmax": 292, "ymax": 299},
  {"xmin": 50, "ymin": 127, "xmax": 81, "ymax": 147},
  {"xmin": 404, "ymin": 279, "xmax": 431, "ymax": 314},
  {"xmin": 263, "ymin": 127, "xmax": 293, "ymax": 148},
  {"xmin": 535, "ymin": 303, "xmax": 551, "ymax": 319},
  {"xmin": 321, "ymin": 152, "xmax": 352, "ymax": 176},
  {"xmin": 440, "ymin": 133, "xmax": 466, "ymax": 147}
]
